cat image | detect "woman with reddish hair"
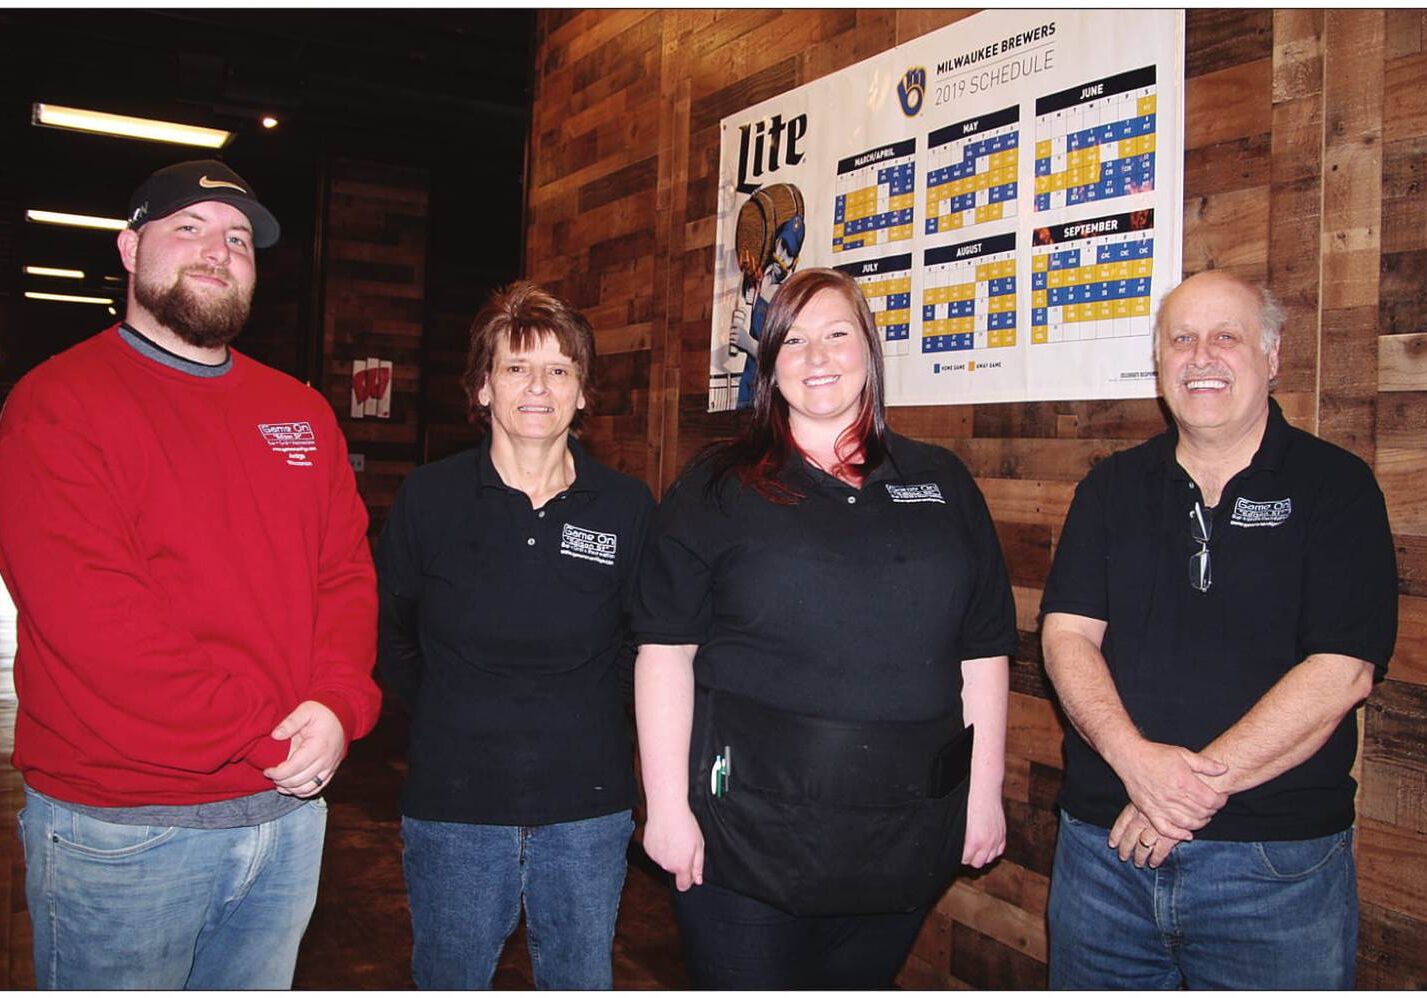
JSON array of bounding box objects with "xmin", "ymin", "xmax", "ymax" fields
[{"xmin": 633, "ymin": 268, "xmax": 1015, "ymax": 987}]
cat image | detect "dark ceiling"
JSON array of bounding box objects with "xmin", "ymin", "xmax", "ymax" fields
[{"xmin": 0, "ymin": 9, "xmax": 537, "ymax": 383}]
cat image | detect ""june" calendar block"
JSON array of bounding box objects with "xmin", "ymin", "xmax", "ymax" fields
[{"xmin": 1033, "ymin": 66, "xmax": 1157, "ymax": 213}]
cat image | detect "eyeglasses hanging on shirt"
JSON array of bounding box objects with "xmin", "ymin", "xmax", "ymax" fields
[{"xmin": 1189, "ymin": 500, "xmax": 1212, "ymax": 593}]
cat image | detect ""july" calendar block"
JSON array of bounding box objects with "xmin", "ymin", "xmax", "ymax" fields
[{"xmin": 836, "ymin": 253, "xmax": 915, "ymax": 358}]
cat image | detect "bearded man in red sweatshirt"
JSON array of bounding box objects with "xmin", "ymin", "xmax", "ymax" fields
[{"xmin": 0, "ymin": 160, "xmax": 381, "ymax": 989}]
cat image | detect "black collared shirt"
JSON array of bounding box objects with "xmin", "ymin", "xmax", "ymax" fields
[
  {"xmin": 1042, "ymin": 398, "xmax": 1398, "ymax": 840},
  {"xmin": 633, "ymin": 431, "xmax": 1017, "ymax": 724},
  {"xmin": 377, "ymin": 435, "xmax": 654, "ymax": 826}
]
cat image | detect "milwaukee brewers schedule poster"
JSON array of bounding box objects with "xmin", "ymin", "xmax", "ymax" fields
[{"xmin": 709, "ymin": 9, "xmax": 1184, "ymax": 411}]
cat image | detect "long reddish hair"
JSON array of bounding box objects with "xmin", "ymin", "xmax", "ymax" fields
[{"xmin": 706, "ymin": 268, "xmax": 888, "ymax": 503}]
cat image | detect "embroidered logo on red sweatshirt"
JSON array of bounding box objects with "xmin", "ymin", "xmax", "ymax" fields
[{"xmin": 258, "ymin": 422, "xmax": 317, "ymax": 467}]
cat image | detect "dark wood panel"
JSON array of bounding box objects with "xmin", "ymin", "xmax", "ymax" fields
[
  {"xmin": 322, "ymin": 158, "xmax": 429, "ymax": 537},
  {"xmin": 906, "ymin": 905, "xmax": 953, "ymax": 975},
  {"xmin": 688, "ymin": 58, "xmax": 800, "ymax": 135},
  {"xmin": 579, "ymin": 157, "xmax": 659, "ymax": 213},
  {"xmin": 1382, "ymin": 137, "xmax": 1427, "ymax": 256},
  {"xmin": 1027, "ymin": 761, "xmax": 1063, "ymax": 813},
  {"xmin": 1010, "ymin": 647, "xmax": 1053, "ymax": 702},
  {"xmin": 1358, "ymin": 815, "xmax": 1427, "ymax": 923},
  {"xmin": 1382, "ymin": 250, "xmax": 1427, "ymax": 335},
  {"xmin": 1186, "ymin": 8, "xmax": 1274, "ymax": 79},
  {"xmin": 1318, "ymin": 305, "xmax": 1380, "ymax": 463},
  {"xmin": 1002, "ymin": 799, "xmax": 1058, "ymax": 879},
  {"xmin": 949, "ymin": 921, "xmax": 1049, "ymax": 990},
  {"xmin": 1384, "ymin": 52, "xmax": 1427, "ymax": 142},
  {"xmin": 1185, "ymin": 133, "xmax": 1272, "ymax": 197},
  {"xmin": 1359, "ymin": 901, "xmax": 1427, "ymax": 989},
  {"xmin": 1396, "ymin": 534, "xmax": 1427, "ymax": 597},
  {"xmin": 995, "ymin": 520, "xmax": 1053, "ymax": 589}
]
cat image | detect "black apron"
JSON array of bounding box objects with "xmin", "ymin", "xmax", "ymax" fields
[{"xmin": 688, "ymin": 685, "xmax": 972, "ymax": 916}]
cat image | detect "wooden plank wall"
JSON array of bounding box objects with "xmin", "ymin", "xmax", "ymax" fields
[
  {"xmin": 320, "ymin": 158, "xmax": 429, "ymax": 537},
  {"xmin": 1360, "ymin": 8, "xmax": 1427, "ymax": 988},
  {"xmin": 525, "ymin": 9, "xmax": 1427, "ymax": 989},
  {"xmin": 239, "ymin": 240, "xmax": 308, "ymax": 381}
]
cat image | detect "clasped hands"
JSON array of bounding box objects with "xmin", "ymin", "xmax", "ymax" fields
[{"xmin": 1107, "ymin": 740, "xmax": 1228, "ymax": 869}]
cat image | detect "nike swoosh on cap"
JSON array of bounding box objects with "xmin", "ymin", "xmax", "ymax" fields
[{"xmin": 198, "ymin": 176, "xmax": 247, "ymax": 192}]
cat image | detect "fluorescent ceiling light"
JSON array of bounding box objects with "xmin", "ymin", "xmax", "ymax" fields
[
  {"xmin": 34, "ymin": 103, "xmax": 231, "ymax": 149},
  {"xmin": 25, "ymin": 266, "xmax": 86, "ymax": 279},
  {"xmin": 25, "ymin": 291, "xmax": 115, "ymax": 305},
  {"xmin": 26, "ymin": 209, "xmax": 127, "ymax": 231}
]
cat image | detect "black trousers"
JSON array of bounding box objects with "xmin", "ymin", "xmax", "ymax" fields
[{"xmin": 671, "ymin": 880, "xmax": 929, "ymax": 989}]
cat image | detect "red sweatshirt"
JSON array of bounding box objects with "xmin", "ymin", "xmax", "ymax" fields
[{"xmin": 0, "ymin": 326, "xmax": 381, "ymax": 806}]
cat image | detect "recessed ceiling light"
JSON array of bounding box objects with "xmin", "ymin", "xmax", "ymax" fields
[
  {"xmin": 261, "ymin": 116, "xmax": 279, "ymax": 130},
  {"xmin": 33, "ymin": 103, "xmax": 232, "ymax": 148},
  {"xmin": 24, "ymin": 266, "xmax": 86, "ymax": 279},
  {"xmin": 26, "ymin": 209, "xmax": 127, "ymax": 232},
  {"xmin": 25, "ymin": 291, "xmax": 115, "ymax": 305}
]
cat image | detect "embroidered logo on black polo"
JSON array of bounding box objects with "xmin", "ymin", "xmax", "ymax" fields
[
  {"xmin": 257, "ymin": 421, "xmax": 317, "ymax": 468},
  {"xmin": 560, "ymin": 523, "xmax": 617, "ymax": 565},
  {"xmin": 1230, "ymin": 496, "xmax": 1292, "ymax": 528},
  {"xmin": 885, "ymin": 483, "xmax": 945, "ymax": 504}
]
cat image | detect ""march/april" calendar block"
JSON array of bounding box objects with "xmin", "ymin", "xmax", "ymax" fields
[{"xmin": 833, "ymin": 139, "xmax": 917, "ymax": 253}]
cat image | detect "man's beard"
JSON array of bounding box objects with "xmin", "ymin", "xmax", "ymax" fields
[{"xmin": 133, "ymin": 267, "xmax": 253, "ymax": 349}]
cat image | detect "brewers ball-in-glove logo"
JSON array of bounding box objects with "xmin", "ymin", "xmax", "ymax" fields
[{"xmin": 898, "ymin": 67, "xmax": 927, "ymax": 117}]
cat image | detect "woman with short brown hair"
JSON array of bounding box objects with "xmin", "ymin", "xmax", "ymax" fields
[{"xmin": 378, "ymin": 281, "xmax": 653, "ymax": 989}]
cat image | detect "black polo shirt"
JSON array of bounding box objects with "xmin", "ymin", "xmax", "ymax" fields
[
  {"xmin": 377, "ymin": 435, "xmax": 654, "ymax": 826},
  {"xmin": 633, "ymin": 431, "xmax": 1017, "ymax": 724},
  {"xmin": 1041, "ymin": 398, "xmax": 1397, "ymax": 840}
]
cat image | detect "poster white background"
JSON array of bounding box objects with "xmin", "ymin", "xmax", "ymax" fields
[{"xmin": 709, "ymin": 9, "xmax": 1184, "ymax": 411}]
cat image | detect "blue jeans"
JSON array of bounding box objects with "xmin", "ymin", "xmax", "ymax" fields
[
  {"xmin": 401, "ymin": 810, "xmax": 633, "ymax": 990},
  {"xmin": 18, "ymin": 787, "xmax": 326, "ymax": 989},
  {"xmin": 1048, "ymin": 810, "xmax": 1358, "ymax": 989}
]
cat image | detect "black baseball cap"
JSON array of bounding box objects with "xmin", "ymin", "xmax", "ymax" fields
[{"xmin": 126, "ymin": 159, "xmax": 280, "ymax": 248}]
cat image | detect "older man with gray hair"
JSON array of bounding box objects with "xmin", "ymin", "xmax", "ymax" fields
[{"xmin": 1040, "ymin": 269, "xmax": 1397, "ymax": 988}]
